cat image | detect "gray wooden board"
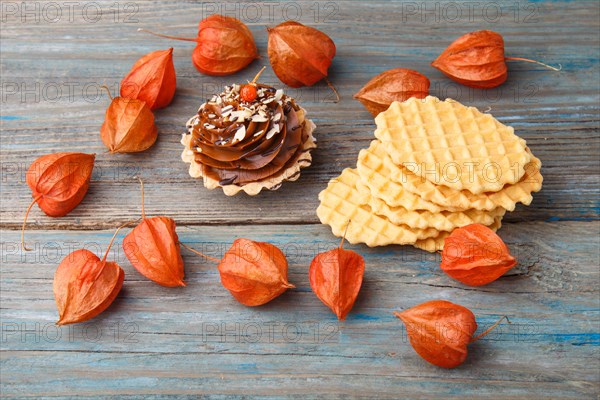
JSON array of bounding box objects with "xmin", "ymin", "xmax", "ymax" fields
[
  {"xmin": 1, "ymin": 222, "xmax": 599, "ymax": 398},
  {"xmin": 1, "ymin": 0, "xmax": 599, "ymax": 398}
]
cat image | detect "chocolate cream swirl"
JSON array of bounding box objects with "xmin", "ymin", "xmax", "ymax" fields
[{"xmin": 190, "ymin": 84, "xmax": 308, "ymax": 186}]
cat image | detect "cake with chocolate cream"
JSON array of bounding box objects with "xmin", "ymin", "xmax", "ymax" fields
[{"xmin": 181, "ymin": 79, "xmax": 316, "ymax": 195}]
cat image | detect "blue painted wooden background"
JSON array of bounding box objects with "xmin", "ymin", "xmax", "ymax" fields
[{"xmin": 1, "ymin": 0, "xmax": 599, "ymax": 398}]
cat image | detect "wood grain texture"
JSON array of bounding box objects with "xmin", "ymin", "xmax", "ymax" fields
[
  {"xmin": 1, "ymin": 222, "xmax": 599, "ymax": 398},
  {"xmin": 1, "ymin": 0, "xmax": 599, "ymax": 398},
  {"xmin": 1, "ymin": 0, "xmax": 599, "ymax": 227}
]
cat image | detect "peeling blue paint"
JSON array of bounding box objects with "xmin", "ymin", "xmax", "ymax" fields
[
  {"xmin": 349, "ymin": 313, "xmax": 379, "ymax": 321},
  {"xmin": 0, "ymin": 115, "xmax": 26, "ymax": 121},
  {"xmin": 552, "ymin": 333, "xmax": 600, "ymax": 346}
]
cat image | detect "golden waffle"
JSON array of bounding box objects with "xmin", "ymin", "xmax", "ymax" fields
[
  {"xmin": 363, "ymin": 140, "xmax": 543, "ymax": 212},
  {"xmin": 356, "ymin": 177, "xmax": 506, "ymax": 231},
  {"xmin": 317, "ymin": 168, "xmax": 439, "ymax": 247},
  {"xmin": 414, "ymin": 217, "xmax": 503, "ymax": 253},
  {"xmin": 356, "ymin": 143, "xmax": 448, "ymax": 212},
  {"xmin": 374, "ymin": 96, "xmax": 532, "ymax": 194}
]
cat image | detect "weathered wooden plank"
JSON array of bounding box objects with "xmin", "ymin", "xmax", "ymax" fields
[
  {"xmin": 1, "ymin": 1, "xmax": 599, "ymax": 227},
  {"xmin": 1, "ymin": 221, "xmax": 599, "ymax": 398},
  {"xmin": 1, "ymin": 355, "xmax": 598, "ymax": 398},
  {"xmin": 1, "ymin": 0, "xmax": 599, "ymax": 398}
]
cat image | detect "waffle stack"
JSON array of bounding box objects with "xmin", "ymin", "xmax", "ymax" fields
[{"xmin": 317, "ymin": 96, "xmax": 543, "ymax": 252}]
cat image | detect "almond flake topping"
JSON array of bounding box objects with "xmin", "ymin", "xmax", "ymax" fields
[
  {"xmin": 233, "ymin": 125, "xmax": 246, "ymax": 143},
  {"xmin": 252, "ymin": 114, "xmax": 268, "ymax": 122},
  {"xmin": 266, "ymin": 126, "xmax": 278, "ymax": 140}
]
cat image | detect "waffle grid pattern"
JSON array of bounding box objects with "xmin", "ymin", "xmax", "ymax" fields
[
  {"xmin": 374, "ymin": 96, "xmax": 531, "ymax": 194},
  {"xmin": 356, "ymin": 145, "xmax": 446, "ymax": 212},
  {"xmin": 361, "ymin": 140, "xmax": 543, "ymax": 212},
  {"xmin": 317, "ymin": 96, "xmax": 542, "ymax": 252},
  {"xmin": 356, "ymin": 177, "xmax": 507, "ymax": 231},
  {"xmin": 316, "ymin": 169, "xmax": 439, "ymax": 247}
]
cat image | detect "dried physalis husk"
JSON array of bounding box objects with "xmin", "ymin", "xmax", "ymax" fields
[
  {"xmin": 394, "ymin": 300, "xmax": 509, "ymax": 368},
  {"xmin": 192, "ymin": 15, "xmax": 258, "ymax": 75},
  {"xmin": 121, "ymin": 48, "xmax": 176, "ymax": 110},
  {"xmin": 139, "ymin": 15, "xmax": 258, "ymax": 76},
  {"xmin": 432, "ymin": 30, "xmax": 507, "ymax": 88},
  {"xmin": 267, "ymin": 21, "xmax": 338, "ymax": 101},
  {"xmin": 180, "ymin": 238, "xmax": 294, "ymax": 306},
  {"xmin": 353, "ymin": 68, "xmax": 430, "ymax": 116},
  {"xmin": 123, "ymin": 178, "xmax": 185, "ymax": 287},
  {"xmin": 309, "ymin": 226, "xmax": 365, "ymax": 320},
  {"xmin": 100, "ymin": 90, "xmax": 158, "ymax": 153},
  {"xmin": 218, "ymin": 239, "xmax": 294, "ymax": 306},
  {"xmin": 441, "ymin": 224, "xmax": 517, "ymax": 286},
  {"xmin": 22, "ymin": 152, "xmax": 95, "ymax": 250},
  {"xmin": 54, "ymin": 224, "xmax": 128, "ymax": 325},
  {"xmin": 432, "ymin": 30, "xmax": 560, "ymax": 89}
]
